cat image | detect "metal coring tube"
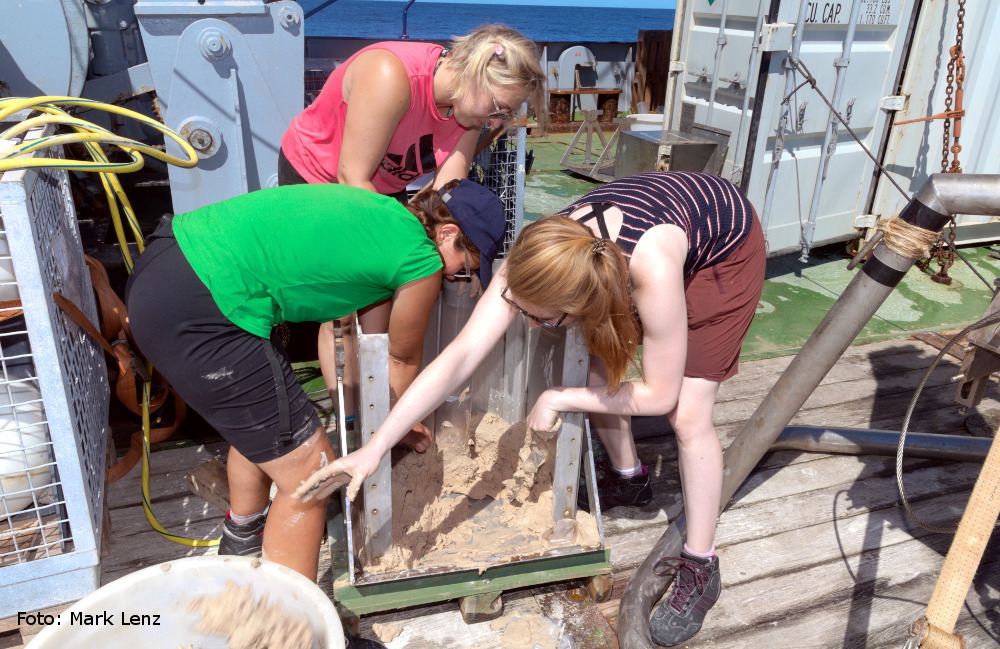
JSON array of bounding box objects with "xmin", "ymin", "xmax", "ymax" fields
[
  {"xmin": 773, "ymin": 426, "xmax": 993, "ymax": 464},
  {"xmin": 617, "ymin": 173, "xmax": 1000, "ymax": 649}
]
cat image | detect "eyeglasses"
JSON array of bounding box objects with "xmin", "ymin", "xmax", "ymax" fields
[
  {"xmin": 488, "ymin": 93, "xmax": 514, "ymax": 122},
  {"xmin": 453, "ymin": 248, "xmax": 474, "ymax": 279},
  {"xmin": 501, "ymin": 287, "xmax": 567, "ymax": 329}
]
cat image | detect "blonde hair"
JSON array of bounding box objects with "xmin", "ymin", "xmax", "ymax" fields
[
  {"xmin": 446, "ymin": 25, "xmax": 545, "ymax": 114},
  {"xmin": 505, "ymin": 216, "xmax": 640, "ymax": 391}
]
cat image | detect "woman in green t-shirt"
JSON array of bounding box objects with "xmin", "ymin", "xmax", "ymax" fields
[{"xmin": 125, "ymin": 179, "xmax": 504, "ymax": 580}]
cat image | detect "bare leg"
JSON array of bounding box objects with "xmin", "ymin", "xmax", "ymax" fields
[
  {"xmin": 227, "ymin": 446, "xmax": 273, "ymax": 516},
  {"xmin": 667, "ymin": 376, "xmax": 723, "ymax": 554},
  {"xmin": 255, "ymin": 427, "xmax": 336, "ymax": 580},
  {"xmin": 318, "ymin": 319, "xmax": 356, "ymax": 419},
  {"xmin": 586, "ymin": 354, "xmax": 639, "ymax": 470}
]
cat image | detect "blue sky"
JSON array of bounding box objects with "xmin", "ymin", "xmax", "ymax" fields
[{"xmin": 361, "ymin": 0, "xmax": 674, "ymax": 7}]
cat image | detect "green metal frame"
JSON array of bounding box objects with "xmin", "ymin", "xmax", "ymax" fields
[{"xmin": 330, "ymin": 537, "xmax": 611, "ymax": 617}]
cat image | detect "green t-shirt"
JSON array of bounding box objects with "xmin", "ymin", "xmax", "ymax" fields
[{"xmin": 173, "ymin": 184, "xmax": 442, "ymax": 337}]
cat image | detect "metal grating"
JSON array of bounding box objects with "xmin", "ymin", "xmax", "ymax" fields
[
  {"xmin": 0, "ymin": 121, "xmax": 109, "ymax": 615},
  {"xmin": 26, "ymin": 163, "xmax": 109, "ymax": 535},
  {"xmin": 470, "ymin": 125, "xmax": 527, "ymax": 256}
]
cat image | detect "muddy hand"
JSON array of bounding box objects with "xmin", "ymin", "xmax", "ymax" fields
[
  {"xmin": 530, "ymin": 416, "xmax": 562, "ymax": 440},
  {"xmin": 293, "ymin": 461, "xmax": 359, "ymax": 503}
]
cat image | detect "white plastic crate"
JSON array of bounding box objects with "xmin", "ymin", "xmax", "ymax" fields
[{"xmin": 0, "ymin": 120, "xmax": 109, "ymax": 616}]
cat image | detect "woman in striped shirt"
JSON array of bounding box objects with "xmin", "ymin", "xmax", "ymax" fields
[{"xmin": 296, "ymin": 171, "xmax": 765, "ymax": 646}]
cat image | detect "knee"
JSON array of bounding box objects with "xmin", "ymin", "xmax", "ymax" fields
[
  {"xmin": 265, "ymin": 429, "xmax": 336, "ymax": 495},
  {"xmin": 670, "ymin": 411, "xmax": 715, "ymax": 445}
]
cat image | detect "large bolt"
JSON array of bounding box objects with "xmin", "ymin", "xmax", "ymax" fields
[
  {"xmin": 188, "ymin": 129, "xmax": 214, "ymax": 152},
  {"xmin": 279, "ymin": 6, "xmax": 300, "ymax": 29},
  {"xmin": 199, "ymin": 29, "xmax": 231, "ymax": 60}
]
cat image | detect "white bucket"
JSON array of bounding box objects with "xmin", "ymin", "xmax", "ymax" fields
[
  {"xmin": 27, "ymin": 556, "xmax": 346, "ymax": 649},
  {"xmin": 0, "ymin": 379, "xmax": 53, "ymax": 519}
]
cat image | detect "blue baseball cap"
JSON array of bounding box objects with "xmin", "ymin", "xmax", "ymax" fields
[{"xmin": 440, "ymin": 180, "xmax": 506, "ymax": 288}]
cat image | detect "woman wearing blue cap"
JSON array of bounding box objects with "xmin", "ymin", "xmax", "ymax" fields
[{"xmin": 125, "ymin": 179, "xmax": 505, "ymax": 580}]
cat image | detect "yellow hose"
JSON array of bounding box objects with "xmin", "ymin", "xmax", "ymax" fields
[{"xmin": 1, "ymin": 96, "xmax": 216, "ymax": 547}]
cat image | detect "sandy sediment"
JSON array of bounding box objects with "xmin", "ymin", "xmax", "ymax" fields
[
  {"xmin": 188, "ymin": 580, "xmax": 316, "ymax": 649},
  {"xmin": 362, "ymin": 412, "xmax": 600, "ymax": 574}
]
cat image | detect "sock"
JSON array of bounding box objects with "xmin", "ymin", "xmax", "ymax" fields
[
  {"xmin": 683, "ymin": 543, "xmax": 716, "ymax": 562},
  {"xmin": 228, "ymin": 505, "xmax": 268, "ymax": 525},
  {"xmin": 612, "ymin": 460, "xmax": 643, "ymax": 477}
]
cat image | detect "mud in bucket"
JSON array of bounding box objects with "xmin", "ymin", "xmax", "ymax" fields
[{"xmin": 27, "ymin": 556, "xmax": 345, "ymax": 649}]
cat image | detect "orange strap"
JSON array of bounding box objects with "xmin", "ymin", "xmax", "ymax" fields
[
  {"xmin": 0, "ymin": 298, "xmax": 24, "ymax": 322},
  {"xmin": 53, "ymin": 255, "xmax": 187, "ymax": 482}
]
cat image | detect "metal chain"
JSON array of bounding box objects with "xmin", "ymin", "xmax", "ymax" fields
[
  {"xmin": 927, "ymin": 0, "xmax": 965, "ymax": 283},
  {"xmin": 945, "ymin": 0, "xmax": 966, "ymax": 174}
]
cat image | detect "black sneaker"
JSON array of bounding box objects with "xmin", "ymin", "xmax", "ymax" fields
[
  {"xmin": 578, "ymin": 456, "xmax": 653, "ymax": 512},
  {"xmin": 649, "ymin": 552, "xmax": 722, "ymax": 647},
  {"xmin": 217, "ymin": 509, "xmax": 267, "ymax": 557}
]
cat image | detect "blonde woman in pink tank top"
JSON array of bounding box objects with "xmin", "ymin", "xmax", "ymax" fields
[
  {"xmin": 278, "ymin": 26, "xmax": 544, "ymax": 450},
  {"xmin": 280, "ymin": 25, "xmax": 544, "ymax": 195}
]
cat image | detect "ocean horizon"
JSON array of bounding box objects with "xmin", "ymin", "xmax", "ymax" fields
[{"xmin": 297, "ymin": 0, "xmax": 675, "ymax": 43}]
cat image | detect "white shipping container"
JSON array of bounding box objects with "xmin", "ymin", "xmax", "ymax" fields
[{"xmin": 665, "ymin": 0, "xmax": 1000, "ymax": 257}]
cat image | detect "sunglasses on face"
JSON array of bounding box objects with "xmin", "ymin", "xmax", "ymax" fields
[
  {"xmin": 501, "ymin": 287, "xmax": 567, "ymax": 329},
  {"xmin": 488, "ymin": 93, "xmax": 514, "ymax": 122},
  {"xmin": 453, "ymin": 248, "xmax": 474, "ymax": 279}
]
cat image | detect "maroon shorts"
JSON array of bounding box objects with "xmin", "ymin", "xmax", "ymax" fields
[{"xmin": 682, "ymin": 214, "xmax": 765, "ymax": 382}]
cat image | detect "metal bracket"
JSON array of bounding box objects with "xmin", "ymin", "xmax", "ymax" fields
[
  {"xmin": 760, "ymin": 22, "xmax": 794, "ymax": 52},
  {"xmin": 853, "ymin": 214, "xmax": 878, "ymax": 229},
  {"xmin": 954, "ymin": 283, "xmax": 1000, "ymax": 409},
  {"xmin": 880, "ymin": 95, "xmax": 908, "ymax": 112}
]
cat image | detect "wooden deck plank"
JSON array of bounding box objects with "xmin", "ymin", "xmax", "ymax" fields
[
  {"xmin": 690, "ymin": 548, "xmax": 999, "ymax": 649},
  {"xmin": 7, "ymin": 335, "xmax": 997, "ymax": 649}
]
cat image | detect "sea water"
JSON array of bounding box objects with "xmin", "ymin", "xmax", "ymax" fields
[{"xmin": 297, "ymin": 0, "xmax": 676, "ymax": 43}]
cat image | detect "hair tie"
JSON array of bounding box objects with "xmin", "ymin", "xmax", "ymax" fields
[
  {"xmin": 494, "ymin": 42, "xmax": 504, "ymax": 57},
  {"xmin": 591, "ymin": 238, "xmax": 607, "ymax": 257}
]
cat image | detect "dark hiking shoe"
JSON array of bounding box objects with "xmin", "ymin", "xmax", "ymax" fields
[
  {"xmin": 649, "ymin": 552, "xmax": 722, "ymax": 647},
  {"xmin": 578, "ymin": 456, "xmax": 653, "ymax": 512},
  {"xmin": 218, "ymin": 509, "xmax": 267, "ymax": 557}
]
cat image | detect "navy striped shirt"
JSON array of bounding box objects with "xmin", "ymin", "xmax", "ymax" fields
[{"xmin": 558, "ymin": 172, "xmax": 755, "ymax": 277}]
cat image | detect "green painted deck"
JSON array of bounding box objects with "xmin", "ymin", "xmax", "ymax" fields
[{"xmin": 522, "ymin": 131, "xmax": 999, "ymax": 361}]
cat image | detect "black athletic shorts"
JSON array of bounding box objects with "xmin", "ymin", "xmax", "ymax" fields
[{"xmin": 124, "ymin": 224, "xmax": 320, "ymax": 463}]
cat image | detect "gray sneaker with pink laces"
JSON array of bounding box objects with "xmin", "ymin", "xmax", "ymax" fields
[{"xmin": 649, "ymin": 551, "xmax": 722, "ymax": 646}]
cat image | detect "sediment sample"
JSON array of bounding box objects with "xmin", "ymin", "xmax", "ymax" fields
[
  {"xmin": 363, "ymin": 413, "xmax": 600, "ymax": 574},
  {"xmin": 189, "ymin": 580, "xmax": 316, "ymax": 649}
]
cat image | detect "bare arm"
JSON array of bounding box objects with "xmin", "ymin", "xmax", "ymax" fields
[
  {"xmin": 526, "ymin": 225, "xmax": 689, "ymax": 430},
  {"xmin": 430, "ymin": 128, "xmax": 479, "ymax": 189},
  {"xmin": 295, "ymin": 267, "xmax": 517, "ymax": 501},
  {"xmin": 372, "ymin": 268, "xmax": 515, "ymax": 454},
  {"xmin": 384, "ymin": 272, "xmax": 441, "ymax": 403},
  {"xmin": 337, "ymin": 50, "xmax": 411, "ymax": 191}
]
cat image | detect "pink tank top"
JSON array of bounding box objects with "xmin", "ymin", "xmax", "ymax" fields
[{"xmin": 280, "ymin": 42, "xmax": 470, "ymax": 194}]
